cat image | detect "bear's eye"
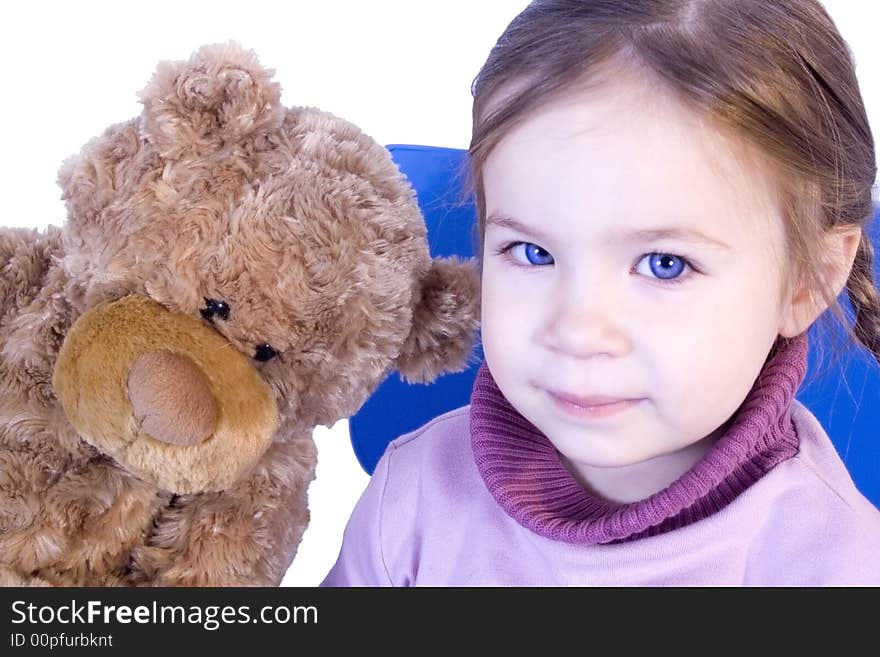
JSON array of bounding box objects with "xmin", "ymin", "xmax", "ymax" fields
[
  {"xmin": 201, "ymin": 298, "xmax": 231, "ymax": 321},
  {"xmin": 254, "ymin": 343, "xmax": 279, "ymax": 362}
]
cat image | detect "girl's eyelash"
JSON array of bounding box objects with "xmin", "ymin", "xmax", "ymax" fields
[
  {"xmin": 494, "ymin": 242, "xmax": 515, "ymax": 255},
  {"xmin": 493, "ymin": 241, "xmax": 547, "ymax": 271},
  {"xmin": 636, "ymin": 253, "xmax": 702, "ymax": 286},
  {"xmin": 493, "ymin": 241, "xmax": 529, "ymax": 260},
  {"xmin": 494, "ymin": 241, "xmax": 524, "ymax": 254},
  {"xmin": 492, "ymin": 240, "xmax": 700, "ymax": 285}
]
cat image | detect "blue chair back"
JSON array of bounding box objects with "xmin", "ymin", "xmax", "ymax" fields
[
  {"xmin": 349, "ymin": 146, "xmax": 481, "ymax": 474},
  {"xmin": 349, "ymin": 144, "xmax": 880, "ymax": 510}
]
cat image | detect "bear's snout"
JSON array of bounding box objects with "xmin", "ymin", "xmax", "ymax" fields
[
  {"xmin": 54, "ymin": 295, "xmax": 279, "ymax": 493},
  {"xmin": 127, "ymin": 351, "xmax": 218, "ymax": 446}
]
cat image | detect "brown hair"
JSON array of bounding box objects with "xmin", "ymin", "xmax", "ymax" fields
[{"xmin": 468, "ymin": 0, "xmax": 880, "ymax": 374}]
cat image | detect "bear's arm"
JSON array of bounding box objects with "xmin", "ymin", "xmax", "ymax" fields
[
  {"xmin": 0, "ymin": 226, "xmax": 63, "ymax": 325},
  {"xmin": 122, "ymin": 435, "xmax": 317, "ymax": 586}
]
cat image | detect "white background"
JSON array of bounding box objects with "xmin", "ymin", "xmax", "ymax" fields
[{"xmin": 0, "ymin": 1, "xmax": 875, "ymax": 586}]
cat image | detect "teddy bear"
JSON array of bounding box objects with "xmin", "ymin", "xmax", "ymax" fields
[{"xmin": 0, "ymin": 42, "xmax": 480, "ymax": 586}]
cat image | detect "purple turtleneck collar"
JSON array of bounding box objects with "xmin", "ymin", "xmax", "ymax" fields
[{"xmin": 470, "ymin": 332, "xmax": 809, "ymax": 544}]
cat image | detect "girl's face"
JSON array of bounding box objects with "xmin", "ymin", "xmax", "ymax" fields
[{"xmin": 480, "ymin": 67, "xmax": 799, "ymax": 500}]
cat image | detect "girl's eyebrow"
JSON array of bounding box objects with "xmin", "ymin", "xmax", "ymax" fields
[
  {"xmin": 486, "ymin": 213, "xmax": 731, "ymax": 250},
  {"xmin": 485, "ymin": 213, "xmax": 553, "ymax": 244},
  {"xmin": 613, "ymin": 227, "xmax": 732, "ymax": 250}
]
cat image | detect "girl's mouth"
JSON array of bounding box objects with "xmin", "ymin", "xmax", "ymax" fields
[{"xmin": 547, "ymin": 391, "xmax": 643, "ymax": 420}]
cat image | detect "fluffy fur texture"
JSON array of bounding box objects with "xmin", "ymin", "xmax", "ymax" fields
[{"xmin": 0, "ymin": 43, "xmax": 480, "ymax": 586}]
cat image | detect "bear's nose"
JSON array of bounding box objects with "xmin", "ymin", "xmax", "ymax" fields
[{"xmin": 127, "ymin": 351, "xmax": 218, "ymax": 446}]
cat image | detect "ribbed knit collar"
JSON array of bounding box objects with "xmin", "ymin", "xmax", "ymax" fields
[{"xmin": 470, "ymin": 332, "xmax": 809, "ymax": 544}]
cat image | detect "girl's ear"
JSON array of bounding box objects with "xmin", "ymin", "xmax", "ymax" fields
[
  {"xmin": 395, "ymin": 257, "xmax": 481, "ymax": 384},
  {"xmin": 779, "ymin": 225, "xmax": 862, "ymax": 337}
]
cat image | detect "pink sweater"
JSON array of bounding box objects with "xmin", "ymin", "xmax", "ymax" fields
[{"xmin": 323, "ymin": 398, "xmax": 880, "ymax": 586}]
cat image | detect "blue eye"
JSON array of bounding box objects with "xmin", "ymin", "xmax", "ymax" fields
[
  {"xmin": 636, "ymin": 253, "xmax": 689, "ymax": 281},
  {"xmin": 505, "ymin": 242, "xmax": 555, "ymax": 266}
]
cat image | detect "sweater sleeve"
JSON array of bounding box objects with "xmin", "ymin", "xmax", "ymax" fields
[{"xmin": 320, "ymin": 446, "xmax": 395, "ymax": 587}]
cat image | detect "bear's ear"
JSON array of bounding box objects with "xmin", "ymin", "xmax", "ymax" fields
[
  {"xmin": 395, "ymin": 256, "xmax": 481, "ymax": 384},
  {"xmin": 137, "ymin": 42, "xmax": 284, "ymax": 160}
]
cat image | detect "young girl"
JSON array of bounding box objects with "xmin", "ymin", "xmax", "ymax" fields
[{"xmin": 323, "ymin": 0, "xmax": 880, "ymax": 585}]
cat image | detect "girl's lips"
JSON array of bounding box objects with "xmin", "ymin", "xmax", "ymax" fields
[{"xmin": 547, "ymin": 390, "xmax": 643, "ymax": 420}]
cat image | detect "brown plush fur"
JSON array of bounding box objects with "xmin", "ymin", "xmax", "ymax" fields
[{"xmin": 0, "ymin": 43, "xmax": 480, "ymax": 586}]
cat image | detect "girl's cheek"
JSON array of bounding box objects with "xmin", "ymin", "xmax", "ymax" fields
[{"xmin": 481, "ymin": 266, "xmax": 515, "ymax": 299}]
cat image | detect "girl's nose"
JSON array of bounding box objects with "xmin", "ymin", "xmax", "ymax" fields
[{"xmin": 539, "ymin": 283, "xmax": 630, "ymax": 359}]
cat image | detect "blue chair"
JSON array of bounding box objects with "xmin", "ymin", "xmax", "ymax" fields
[
  {"xmin": 349, "ymin": 145, "xmax": 482, "ymax": 475},
  {"xmin": 349, "ymin": 144, "xmax": 880, "ymax": 510}
]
